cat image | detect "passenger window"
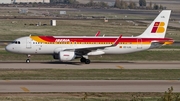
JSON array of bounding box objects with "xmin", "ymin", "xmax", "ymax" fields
[{"xmin": 18, "ymin": 41, "xmax": 20, "ymax": 44}]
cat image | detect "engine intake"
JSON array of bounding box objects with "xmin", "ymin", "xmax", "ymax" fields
[{"xmin": 54, "ymin": 51, "xmax": 75, "ymax": 62}]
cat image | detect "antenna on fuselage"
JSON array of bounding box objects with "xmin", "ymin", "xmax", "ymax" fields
[{"xmin": 29, "ymin": 34, "xmax": 31, "ymax": 37}]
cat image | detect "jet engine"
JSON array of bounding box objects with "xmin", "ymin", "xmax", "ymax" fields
[{"xmin": 53, "ymin": 51, "xmax": 75, "ymax": 62}]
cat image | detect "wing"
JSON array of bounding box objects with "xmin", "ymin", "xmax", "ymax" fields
[{"xmin": 64, "ymin": 35, "xmax": 122, "ymax": 55}]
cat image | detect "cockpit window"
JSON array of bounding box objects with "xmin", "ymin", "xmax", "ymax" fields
[{"xmin": 12, "ymin": 41, "xmax": 20, "ymax": 44}]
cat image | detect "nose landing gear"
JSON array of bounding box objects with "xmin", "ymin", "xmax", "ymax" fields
[
  {"xmin": 26, "ymin": 59, "xmax": 30, "ymax": 63},
  {"xmin": 26, "ymin": 54, "xmax": 31, "ymax": 63}
]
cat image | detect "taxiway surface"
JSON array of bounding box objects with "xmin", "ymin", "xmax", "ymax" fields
[
  {"xmin": 0, "ymin": 62, "xmax": 180, "ymax": 93},
  {"xmin": 0, "ymin": 80, "xmax": 180, "ymax": 92},
  {"xmin": 0, "ymin": 61, "xmax": 180, "ymax": 69}
]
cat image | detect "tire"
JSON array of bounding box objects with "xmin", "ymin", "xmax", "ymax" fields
[
  {"xmin": 26, "ymin": 59, "xmax": 30, "ymax": 63},
  {"xmin": 80, "ymin": 58, "xmax": 86, "ymax": 62},
  {"xmin": 85, "ymin": 59, "xmax": 90, "ymax": 64}
]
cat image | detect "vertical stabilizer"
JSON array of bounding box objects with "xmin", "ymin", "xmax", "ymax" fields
[{"xmin": 138, "ymin": 10, "xmax": 171, "ymax": 38}]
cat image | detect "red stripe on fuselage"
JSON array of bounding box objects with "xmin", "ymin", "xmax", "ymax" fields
[
  {"xmin": 39, "ymin": 36, "xmax": 56, "ymax": 42},
  {"xmin": 36, "ymin": 36, "xmax": 173, "ymax": 43}
]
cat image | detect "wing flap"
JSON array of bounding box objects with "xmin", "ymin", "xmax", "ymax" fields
[
  {"xmin": 62, "ymin": 35, "xmax": 122, "ymax": 55},
  {"xmin": 64, "ymin": 35, "xmax": 122, "ymax": 51}
]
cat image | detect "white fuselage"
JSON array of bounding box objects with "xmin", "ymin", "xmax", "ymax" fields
[{"xmin": 6, "ymin": 36, "xmax": 150, "ymax": 55}]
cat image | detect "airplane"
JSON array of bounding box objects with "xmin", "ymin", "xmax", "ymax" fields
[{"xmin": 5, "ymin": 10, "xmax": 174, "ymax": 64}]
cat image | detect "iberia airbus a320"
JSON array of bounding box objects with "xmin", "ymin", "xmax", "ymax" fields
[{"xmin": 5, "ymin": 10, "xmax": 174, "ymax": 64}]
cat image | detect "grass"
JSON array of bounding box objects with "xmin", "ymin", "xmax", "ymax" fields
[
  {"xmin": 0, "ymin": 19, "xmax": 179, "ymax": 40},
  {"xmin": 160, "ymin": 45, "xmax": 180, "ymax": 49},
  {"xmin": 68, "ymin": 10, "xmax": 153, "ymax": 19},
  {"xmin": 0, "ymin": 19, "xmax": 143, "ymax": 35},
  {"xmin": 0, "ymin": 92, "xmax": 161, "ymax": 101},
  {"xmin": 91, "ymin": 51, "xmax": 180, "ymax": 61},
  {"xmin": 0, "ymin": 69, "xmax": 180, "ymax": 80},
  {"xmin": 0, "ymin": 92, "xmax": 179, "ymax": 101}
]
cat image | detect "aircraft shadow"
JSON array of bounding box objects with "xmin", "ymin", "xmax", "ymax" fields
[
  {"xmin": 0, "ymin": 61, "xmax": 134, "ymax": 65},
  {"xmin": 42, "ymin": 61, "xmax": 82, "ymax": 65},
  {"xmin": 41, "ymin": 61, "xmax": 134, "ymax": 65}
]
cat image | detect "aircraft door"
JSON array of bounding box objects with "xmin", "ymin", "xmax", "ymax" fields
[
  {"xmin": 137, "ymin": 38, "xmax": 142, "ymax": 49},
  {"xmin": 35, "ymin": 45, "xmax": 42, "ymax": 53},
  {"xmin": 26, "ymin": 38, "xmax": 32, "ymax": 49},
  {"xmin": 72, "ymin": 41, "xmax": 77, "ymax": 48}
]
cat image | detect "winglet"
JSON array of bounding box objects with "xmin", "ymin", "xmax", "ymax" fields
[
  {"xmin": 112, "ymin": 35, "xmax": 122, "ymax": 46},
  {"xmin": 95, "ymin": 31, "xmax": 100, "ymax": 37}
]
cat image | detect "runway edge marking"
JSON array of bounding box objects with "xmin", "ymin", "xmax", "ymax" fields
[{"xmin": 20, "ymin": 87, "xmax": 30, "ymax": 92}]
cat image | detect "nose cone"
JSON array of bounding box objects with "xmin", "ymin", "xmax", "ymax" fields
[
  {"xmin": 5, "ymin": 44, "xmax": 21, "ymax": 53},
  {"xmin": 5, "ymin": 45, "xmax": 11, "ymax": 52}
]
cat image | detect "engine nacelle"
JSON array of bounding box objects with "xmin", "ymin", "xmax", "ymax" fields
[{"xmin": 58, "ymin": 51, "xmax": 75, "ymax": 62}]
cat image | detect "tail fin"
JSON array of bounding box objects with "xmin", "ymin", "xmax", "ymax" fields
[{"xmin": 138, "ymin": 10, "xmax": 171, "ymax": 38}]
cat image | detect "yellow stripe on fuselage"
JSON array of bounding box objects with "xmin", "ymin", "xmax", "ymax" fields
[
  {"xmin": 30, "ymin": 36, "xmax": 47, "ymax": 43},
  {"xmin": 30, "ymin": 36, "xmax": 152, "ymax": 45}
]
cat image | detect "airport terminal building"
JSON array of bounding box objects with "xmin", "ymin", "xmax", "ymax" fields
[{"xmin": 0, "ymin": 0, "xmax": 50, "ymax": 4}]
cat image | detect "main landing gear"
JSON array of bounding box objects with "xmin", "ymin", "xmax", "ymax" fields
[
  {"xmin": 26, "ymin": 54, "xmax": 31, "ymax": 63},
  {"xmin": 80, "ymin": 57, "xmax": 91, "ymax": 64}
]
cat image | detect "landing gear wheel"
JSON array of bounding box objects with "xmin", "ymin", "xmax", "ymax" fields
[
  {"xmin": 85, "ymin": 59, "xmax": 90, "ymax": 64},
  {"xmin": 26, "ymin": 59, "xmax": 30, "ymax": 63},
  {"xmin": 80, "ymin": 58, "xmax": 86, "ymax": 63},
  {"xmin": 26, "ymin": 54, "xmax": 31, "ymax": 63}
]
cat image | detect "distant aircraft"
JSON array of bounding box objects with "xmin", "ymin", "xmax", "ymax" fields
[{"xmin": 6, "ymin": 10, "xmax": 173, "ymax": 64}]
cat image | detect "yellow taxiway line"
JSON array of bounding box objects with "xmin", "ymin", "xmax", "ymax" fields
[
  {"xmin": 20, "ymin": 87, "xmax": 30, "ymax": 92},
  {"xmin": 117, "ymin": 66, "xmax": 124, "ymax": 69}
]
